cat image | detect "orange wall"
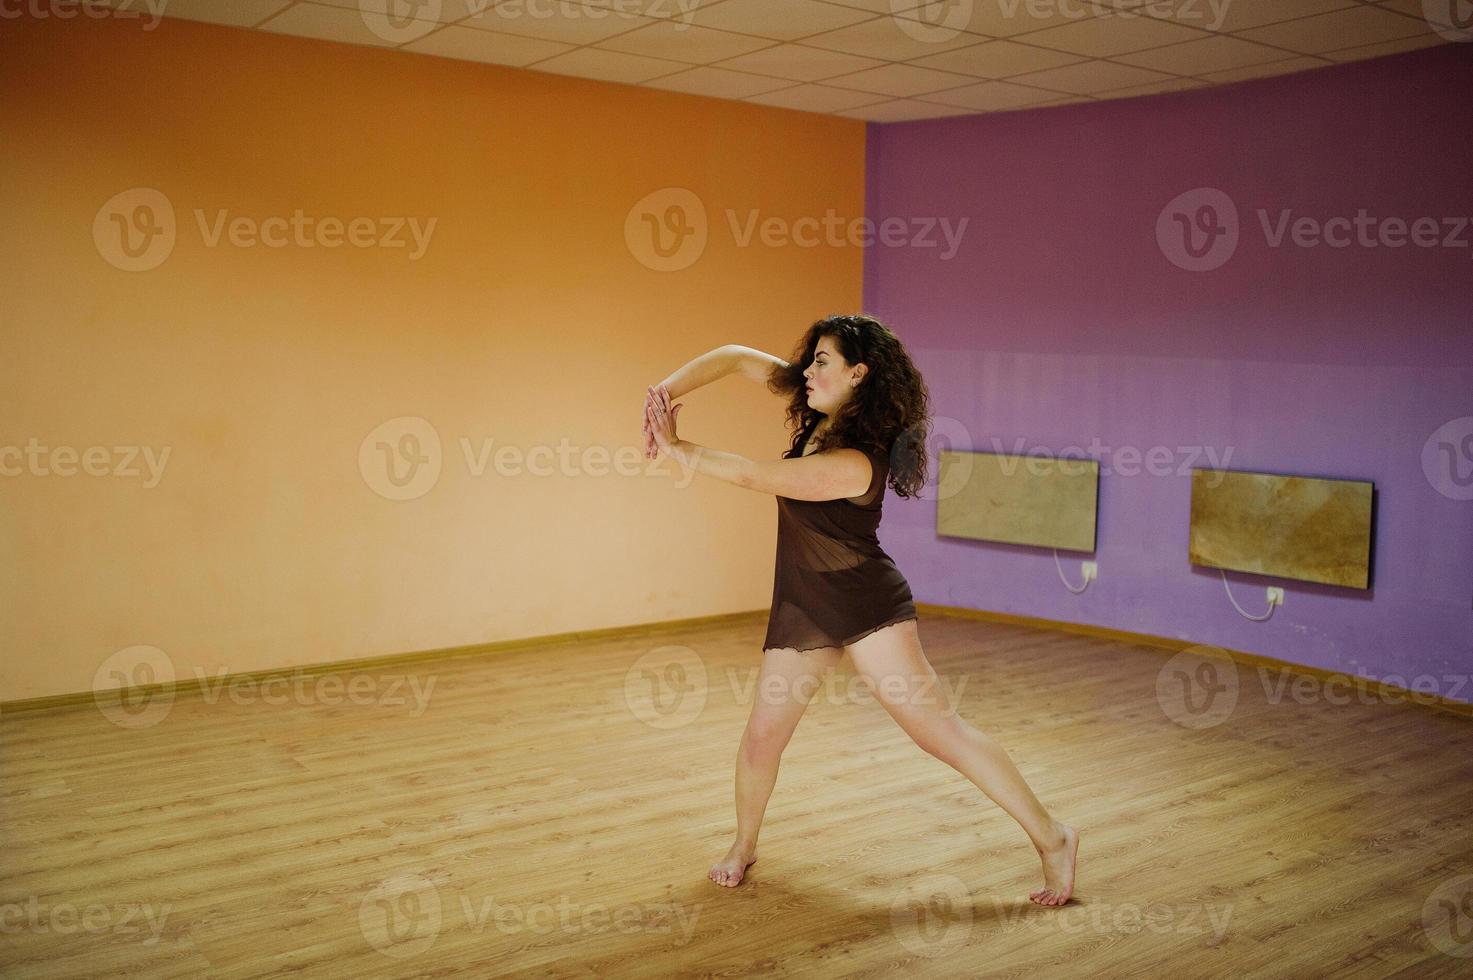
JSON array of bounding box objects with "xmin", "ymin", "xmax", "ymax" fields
[{"xmin": 0, "ymin": 14, "xmax": 865, "ymax": 701}]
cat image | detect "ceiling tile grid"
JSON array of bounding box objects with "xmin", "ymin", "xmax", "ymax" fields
[{"xmin": 99, "ymin": 0, "xmax": 1459, "ymax": 120}]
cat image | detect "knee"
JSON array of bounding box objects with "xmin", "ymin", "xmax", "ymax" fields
[
  {"xmin": 904, "ymin": 714, "xmax": 964, "ymax": 764},
  {"xmin": 740, "ymin": 719, "xmax": 792, "ymax": 761}
]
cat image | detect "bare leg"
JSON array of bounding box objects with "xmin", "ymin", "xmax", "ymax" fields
[
  {"xmin": 711, "ymin": 645, "xmax": 842, "ymax": 887},
  {"xmin": 846, "ymin": 619, "xmax": 1079, "ymax": 906}
]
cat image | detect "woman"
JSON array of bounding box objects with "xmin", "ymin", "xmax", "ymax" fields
[{"xmin": 641, "ymin": 314, "xmax": 1078, "ymax": 906}]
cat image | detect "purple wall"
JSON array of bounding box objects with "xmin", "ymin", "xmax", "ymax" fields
[{"xmin": 865, "ymin": 44, "xmax": 1473, "ymax": 703}]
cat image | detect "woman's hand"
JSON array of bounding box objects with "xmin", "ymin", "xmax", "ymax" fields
[
  {"xmin": 641, "ymin": 390, "xmax": 658, "ymax": 460},
  {"xmin": 644, "ymin": 383, "xmax": 682, "ymax": 458},
  {"xmin": 641, "ymin": 386, "xmax": 666, "ymax": 459}
]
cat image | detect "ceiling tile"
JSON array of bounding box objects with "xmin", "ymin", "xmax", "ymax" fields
[
  {"xmin": 595, "ymin": 20, "xmax": 778, "ymax": 63},
  {"xmin": 896, "ymin": 0, "xmax": 1109, "ymax": 40},
  {"xmin": 1320, "ymin": 32, "xmax": 1450, "ymax": 62},
  {"xmin": 711, "ymin": 43, "xmax": 887, "ymax": 81},
  {"xmin": 308, "ymin": 0, "xmax": 483, "ymax": 23},
  {"xmin": 837, "ymin": 98, "xmax": 981, "ymax": 121},
  {"xmin": 642, "ymin": 65, "xmax": 798, "ymax": 97},
  {"xmin": 1093, "ymin": 0, "xmax": 1358, "ymax": 33},
  {"xmin": 914, "ymin": 79, "xmax": 1074, "ymax": 111},
  {"xmin": 908, "ymin": 39, "xmax": 1091, "ymax": 79},
  {"xmin": 573, "ymin": 0, "xmax": 707, "ymax": 20},
  {"xmin": 1005, "ymin": 59, "xmax": 1178, "ymax": 94},
  {"xmin": 820, "ymin": 0, "xmax": 927, "ymax": 13},
  {"xmin": 687, "ymin": 0, "xmax": 877, "ymax": 41},
  {"xmin": 401, "ymin": 23, "xmax": 574, "ymax": 65},
  {"xmin": 1030, "ymin": 94, "xmax": 1097, "ymax": 107},
  {"xmin": 460, "ymin": 2, "xmax": 659, "ymax": 44},
  {"xmin": 147, "ymin": 0, "xmax": 1460, "ymax": 121},
  {"xmin": 1197, "ymin": 55, "xmax": 1335, "ymax": 84},
  {"xmin": 743, "ymin": 84, "xmax": 890, "ymax": 112},
  {"xmin": 798, "ymin": 13, "xmax": 985, "ymax": 60},
  {"xmin": 821, "ymin": 62, "xmax": 981, "ymax": 97},
  {"xmin": 134, "ymin": 0, "xmax": 292, "ymax": 29},
  {"xmin": 1095, "ymin": 75, "xmax": 1208, "ymax": 98},
  {"xmin": 259, "ymin": 3, "xmax": 417, "ymax": 47},
  {"xmin": 1376, "ymin": 0, "xmax": 1460, "ymax": 31},
  {"xmin": 526, "ymin": 46, "xmax": 693, "ymax": 82},
  {"xmin": 1113, "ymin": 35, "xmax": 1303, "ymax": 74},
  {"xmin": 1235, "ymin": 5, "xmax": 1433, "ymax": 54},
  {"xmin": 1019, "ymin": 10, "xmax": 1210, "ymax": 56}
]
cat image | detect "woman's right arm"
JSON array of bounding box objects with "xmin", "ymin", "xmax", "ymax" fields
[{"xmin": 657, "ymin": 345, "xmax": 787, "ymax": 399}]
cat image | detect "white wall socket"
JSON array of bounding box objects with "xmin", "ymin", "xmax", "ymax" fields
[
  {"xmin": 1081, "ymin": 561, "xmax": 1098, "ymax": 582},
  {"xmin": 1266, "ymin": 586, "xmax": 1285, "ymax": 606}
]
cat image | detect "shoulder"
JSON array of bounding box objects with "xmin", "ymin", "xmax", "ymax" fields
[{"xmin": 810, "ymin": 446, "xmax": 875, "ymax": 499}]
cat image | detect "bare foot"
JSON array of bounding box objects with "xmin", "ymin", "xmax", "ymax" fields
[
  {"xmin": 1029, "ymin": 823, "xmax": 1078, "ymax": 907},
  {"xmin": 708, "ymin": 842, "xmax": 757, "ymax": 887}
]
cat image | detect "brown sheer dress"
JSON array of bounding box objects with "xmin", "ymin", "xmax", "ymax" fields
[{"xmin": 761, "ymin": 428, "xmax": 918, "ymax": 653}]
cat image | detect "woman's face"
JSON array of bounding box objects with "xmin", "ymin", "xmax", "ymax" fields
[{"xmin": 803, "ymin": 334, "xmax": 865, "ymax": 415}]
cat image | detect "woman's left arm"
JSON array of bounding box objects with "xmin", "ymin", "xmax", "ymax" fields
[
  {"xmin": 667, "ymin": 440, "xmax": 871, "ymax": 502},
  {"xmin": 645, "ymin": 384, "xmax": 870, "ymax": 500}
]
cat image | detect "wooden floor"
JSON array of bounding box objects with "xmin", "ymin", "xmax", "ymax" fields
[{"xmin": 3, "ymin": 611, "xmax": 1472, "ymax": 978}]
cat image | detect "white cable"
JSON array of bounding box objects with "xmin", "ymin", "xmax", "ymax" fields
[
  {"xmin": 1220, "ymin": 568, "xmax": 1275, "ymax": 621},
  {"xmin": 1053, "ymin": 549, "xmax": 1090, "ymax": 594}
]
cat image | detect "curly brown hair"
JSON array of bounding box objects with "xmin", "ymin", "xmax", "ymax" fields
[{"xmin": 766, "ymin": 313, "xmax": 931, "ymax": 499}]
